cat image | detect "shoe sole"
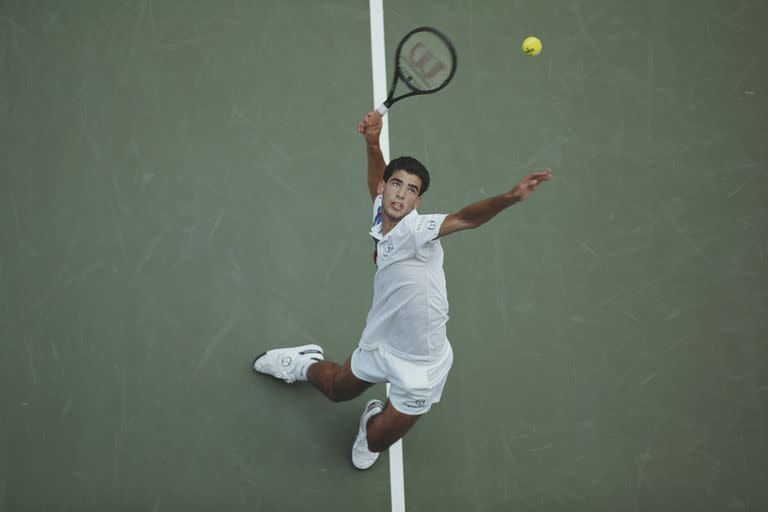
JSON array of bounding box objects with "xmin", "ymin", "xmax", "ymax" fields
[
  {"xmin": 252, "ymin": 344, "xmax": 324, "ymax": 373},
  {"xmin": 352, "ymin": 454, "xmax": 379, "ymax": 471},
  {"xmin": 252, "ymin": 352, "xmax": 267, "ymax": 370}
]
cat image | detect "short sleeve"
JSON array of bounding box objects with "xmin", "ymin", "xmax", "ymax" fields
[
  {"xmin": 410, "ymin": 213, "xmax": 448, "ymax": 247},
  {"xmin": 372, "ymin": 195, "xmax": 383, "ymax": 227}
]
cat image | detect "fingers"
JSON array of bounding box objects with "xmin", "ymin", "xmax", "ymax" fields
[
  {"xmin": 524, "ymin": 169, "xmax": 552, "ymax": 187},
  {"xmin": 510, "ymin": 169, "xmax": 552, "ymax": 199},
  {"xmin": 359, "ymin": 111, "xmax": 382, "ymax": 134},
  {"xmin": 358, "ymin": 114, "xmax": 369, "ymax": 133},
  {"xmin": 364, "ymin": 111, "xmax": 382, "ymax": 126}
]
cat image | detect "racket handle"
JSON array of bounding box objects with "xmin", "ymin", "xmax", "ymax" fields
[{"xmin": 376, "ymin": 104, "xmax": 389, "ymax": 116}]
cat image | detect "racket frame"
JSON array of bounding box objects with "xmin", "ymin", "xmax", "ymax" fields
[{"xmin": 377, "ymin": 26, "xmax": 457, "ymax": 115}]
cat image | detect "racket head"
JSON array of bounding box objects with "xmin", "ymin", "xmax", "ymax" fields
[{"xmin": 394, "ymin": 27, "xmax": 457, "ymax": 95}]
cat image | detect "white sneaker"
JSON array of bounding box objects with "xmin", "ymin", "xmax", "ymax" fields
[
  {"xmin": 252, "ymin": 344, "xmax": 324, "ymax": 383},
  {"xmin": 351, "ymin": 399, "xmax": 384, "ymax": 470}
]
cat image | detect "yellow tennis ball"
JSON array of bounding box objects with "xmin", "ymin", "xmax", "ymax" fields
[{"xmin": 522, "ymin": 36, "xmax": 542, "ymax": 56}]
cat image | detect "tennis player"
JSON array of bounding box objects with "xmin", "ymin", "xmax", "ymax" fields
[{"xmin": 254, "ymin": 110, "xmax": 552, "ymax": 469}]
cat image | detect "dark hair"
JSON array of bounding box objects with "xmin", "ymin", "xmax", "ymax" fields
[{"xmin": 383, "ymin": 156, "xmax": 431, "ymax": 196}]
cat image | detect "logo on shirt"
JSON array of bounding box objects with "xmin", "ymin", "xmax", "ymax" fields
[
  {"xmin": 416, "ymin": 217, "xmax": 437, "ymax": 232},
  {"xmin": 381, "ymin": 238, "xmax": 394, "ymax": 257}
]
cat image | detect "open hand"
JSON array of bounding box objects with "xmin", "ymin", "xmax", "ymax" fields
[
  {"xmin": 511, "ymin": 169, "xmax": 552, "ymax": 201},
  {"xmin": 358, "ymin": 111, "xmax": 383, "ymax": 146}
]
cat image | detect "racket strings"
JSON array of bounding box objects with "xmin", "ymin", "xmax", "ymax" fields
[{"xmin": 398, "ymin": 32, "xmax": 455, "ymax": 92}]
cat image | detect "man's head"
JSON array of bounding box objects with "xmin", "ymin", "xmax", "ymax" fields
[
  {"xmin": 382, "ymin": 156, "xmax": 430, "ymax": 196},
  {"xmin": 377, "ymin": 156, "xmax": 431, "ymax": 221}
]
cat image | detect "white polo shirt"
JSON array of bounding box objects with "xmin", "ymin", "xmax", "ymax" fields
[{"xmin": 358, "ymin": 195, "xmax": 450, "ymax": 361}]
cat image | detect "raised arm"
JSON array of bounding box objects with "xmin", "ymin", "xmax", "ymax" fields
[
  {"xmin": 438, "ymin": 169, "xmax": 553, "ymax": 238},
  {"xmin": 358, "ymin": 111, "xmax": 386, "ymax": 201}
]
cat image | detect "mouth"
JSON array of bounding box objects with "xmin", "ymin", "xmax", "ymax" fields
[{"xmin": 391, "ymin": 201, "xmax": 404, "ymax": 211}]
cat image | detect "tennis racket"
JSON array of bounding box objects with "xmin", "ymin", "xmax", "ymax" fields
[{"xmin": 376, "ymin": 27, "xmax": 457, "ymax": 116}]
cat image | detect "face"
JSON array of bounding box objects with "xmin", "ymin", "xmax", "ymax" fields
[{"xmin": 377, "ymin": 169, "xmax": 422, "ymax": 221}]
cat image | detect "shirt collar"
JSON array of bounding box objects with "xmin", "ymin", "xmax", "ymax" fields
[{"xmin": 369, "ymin": 208, "xmax": 418, "ymax": 241}]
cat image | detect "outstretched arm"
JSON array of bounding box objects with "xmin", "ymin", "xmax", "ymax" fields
[
  {"xmin": 358, "ymin": 111, "xmax": 385, "ymax": 202},
  {"xmin": 438, "ymin": 169, "xmax": 553, "ymax": 238}
]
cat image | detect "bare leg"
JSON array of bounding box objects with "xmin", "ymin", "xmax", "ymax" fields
[
  {"xmin": 306, "ymin": 355, "xmax": 374, "ymax": 403},
  {"xmin": 365, "ymin": 400, "xmax": 422, "ymax": 452}
]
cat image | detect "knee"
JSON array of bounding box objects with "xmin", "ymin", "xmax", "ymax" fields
[
  {"xmin": 323, "ymin": 368, "xmax": 361, "ymax": 403},
  {"xmin": 326, "ymin": 390, "xmax": 349, "ymax": 403},
  {"xmin": 325, "ymin": 382, "xmax": 354, "ymax": 403},
  {"xmin": 314, "ymin": 368, "xmax": 350, "ymax": 403}
]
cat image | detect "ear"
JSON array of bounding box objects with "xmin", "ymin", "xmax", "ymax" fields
[{"xmin": 376, "ymin": 180, "xmax": 385, "ymax": 195}]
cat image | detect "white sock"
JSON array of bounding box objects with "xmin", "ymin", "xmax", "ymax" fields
[{"xmin": 297, "ymin": 358, "xmax": 320, "ymax": 381}]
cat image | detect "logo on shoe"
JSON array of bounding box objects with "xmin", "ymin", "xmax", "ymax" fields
[
  {"xmin": 281, "ymin": 356, "xmax": 293, "ymax": 367},
  {"xmin": 403, "ymin": 399, "xmax": 426, "ymax": 409}
]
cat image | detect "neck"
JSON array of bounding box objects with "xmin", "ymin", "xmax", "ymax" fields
[
  {"xmin": 381, "ymin": 218, "xmax": 397, "ymax": 236},
  {"xmin": 380, "ymin": 211, "xmax": 403, "ymax": 236}
]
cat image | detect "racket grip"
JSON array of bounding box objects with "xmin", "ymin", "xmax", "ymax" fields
[{"xmin": 376, "ymin": 104, "xmax": 389, "ymax": 116}]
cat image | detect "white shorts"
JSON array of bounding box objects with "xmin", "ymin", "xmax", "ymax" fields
[{"xmin": 351, "ymin": 343, "xmax": 453, "ymax": 415}]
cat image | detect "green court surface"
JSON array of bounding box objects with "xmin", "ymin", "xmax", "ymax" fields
[{"xmin": 1, "ymin": 1, "xmax": 767, "ymax": 510}]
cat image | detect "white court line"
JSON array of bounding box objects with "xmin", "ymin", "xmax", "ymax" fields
[
  {"xmin": 369, "ymin": 0, "xmax": 390, "ymax": 161},
  {"xmin": 369, "ymin": 2, "xmax": 405, "ymax": 512}
]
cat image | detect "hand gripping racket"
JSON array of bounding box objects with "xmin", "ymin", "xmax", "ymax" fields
[{"xmin": 376, "ymin": 27, "xmax": 457, "ymax": 116}]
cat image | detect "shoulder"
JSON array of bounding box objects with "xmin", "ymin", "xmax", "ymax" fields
[
  {"xmin": 413, "ymin": 214, "xmax": 444, "ymax": 232},
  {"xmin": 372, "ymin": 195, "xmax": 383, "ymax": 222},
  {"xmin": 402, "ymin": 211, "xmax": 448, "ymax": 246}
]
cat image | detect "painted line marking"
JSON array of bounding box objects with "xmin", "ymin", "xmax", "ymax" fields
[{"xmin": 369, "ymin": 2, "xmax": 404, "ymax": 511}]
